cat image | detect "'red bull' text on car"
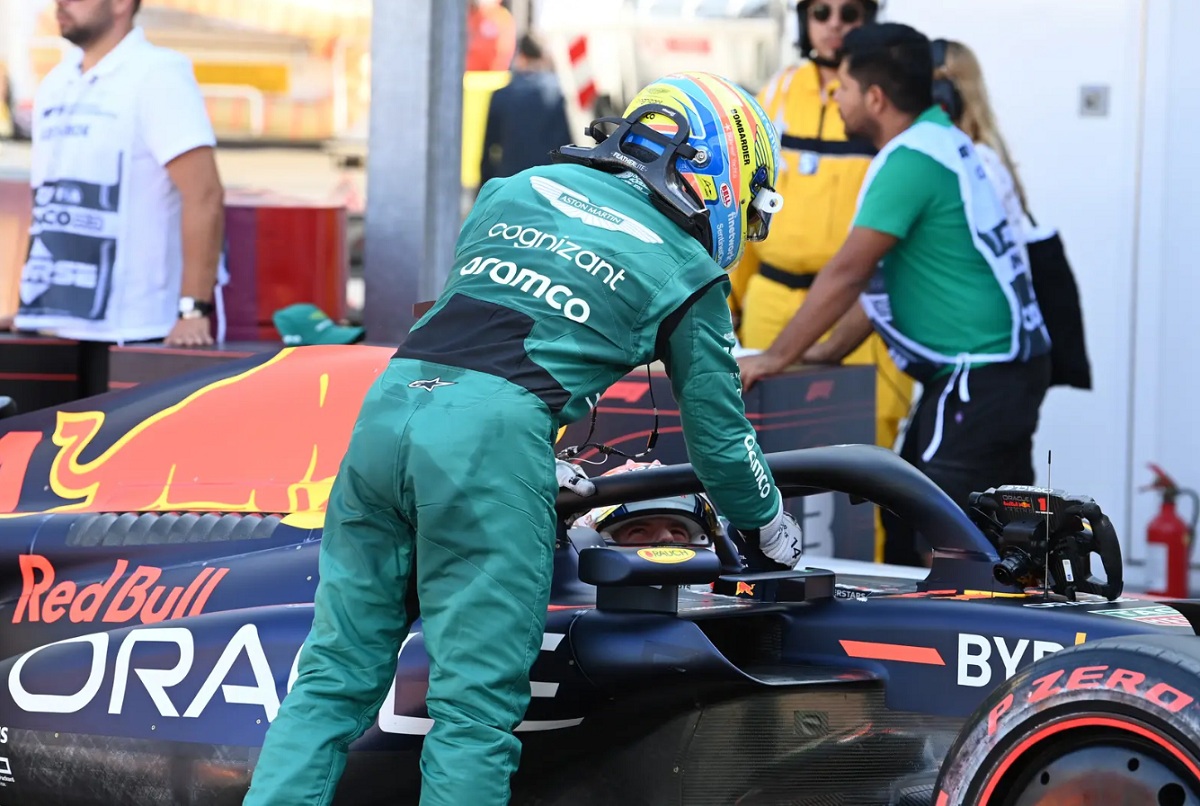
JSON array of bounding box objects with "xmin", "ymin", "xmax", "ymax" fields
[{"xmin": 0, "ymin": 345, "xmax": 1198, "ymax": 805}]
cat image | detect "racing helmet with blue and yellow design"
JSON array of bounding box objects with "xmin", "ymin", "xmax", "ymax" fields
[{"xmin": 554, "ymin": 71, "xmax": 784, "ymax": 269}]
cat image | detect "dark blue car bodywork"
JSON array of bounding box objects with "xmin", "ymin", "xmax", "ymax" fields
[{"xmin": 0, "ymin": 346, "xmax": 1194, "ymax": 805}]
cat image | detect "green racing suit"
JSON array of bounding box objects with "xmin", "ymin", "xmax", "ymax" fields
[{"xmin": 243, "ymin": 163, "xmax": 784, "ymax": 806}]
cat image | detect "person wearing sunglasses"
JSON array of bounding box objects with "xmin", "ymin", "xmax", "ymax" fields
[
  {"xmin": 728, "ymin": 0, "xmax": 910, "ymax": 564},
  {"xmin": 244, "ymin": 71, "xmax": 804, "ymax": 806},
  {"xmin": 737, "ymin": 23, "xmax": 1052, "ymax": 568}
]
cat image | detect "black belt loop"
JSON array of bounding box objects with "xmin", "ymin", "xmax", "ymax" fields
[{"xmin": 759, "ymin": 262, "xmax": 818, "ymax": 291}]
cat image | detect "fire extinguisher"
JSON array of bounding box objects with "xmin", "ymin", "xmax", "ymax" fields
[{"xmin": 1142, "ymin": 463, "xmax": 1199, "ymax": 599}]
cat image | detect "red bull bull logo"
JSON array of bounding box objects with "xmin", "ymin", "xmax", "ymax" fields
[
  {"xmin": 14, "ymin": 554, "xmax": 227, "ymax": 625},
  {"xmin": 735, "ymin": 581, "xmax": 756, "ymax": 597},
  {"xmin": 0, "ymin": 431, "xmax": 43, "ymax": 513},
  {"xmin": 18, "ymin": 346, "xmax": 392, "ymax": 517}
]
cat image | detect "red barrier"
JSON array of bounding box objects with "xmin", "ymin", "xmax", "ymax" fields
[
  {"xmin": 0, "ymin": 177, "xmax": 32, "ymax": 319},
  {"xmin": 0, "ymin": 181, "xmax": 347, "ymax": 342},
  {"xmin": 223, "ymin": 190, "xmax": 347, "ymax": 341}
]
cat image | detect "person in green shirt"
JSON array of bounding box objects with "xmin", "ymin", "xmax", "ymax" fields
[
  {"xmin": 738, "ymin": 22, "xmax": 1052, "ymax": 567},
  {"xmin": 243, "ymin": 71, "xmax": 804, "ymax": 806}
]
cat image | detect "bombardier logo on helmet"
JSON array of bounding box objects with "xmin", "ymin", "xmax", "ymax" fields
[{"xmin": 552, "ymin": 70, "xmax": 784, "ymax": 271}]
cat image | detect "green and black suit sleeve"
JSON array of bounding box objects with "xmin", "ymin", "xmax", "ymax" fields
[{"xmin": 658, "ymin": 272, "xmax": 783, "ymax": 530}]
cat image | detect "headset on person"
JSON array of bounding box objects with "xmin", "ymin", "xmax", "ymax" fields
[{"xmin": 930, "ymin": 38, "xmax": 964, "ymax": 123}]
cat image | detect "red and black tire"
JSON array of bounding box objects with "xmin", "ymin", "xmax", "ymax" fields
[{"xmin": 934, "ymin": 634, "xmax": 1200, "ymax": 806}]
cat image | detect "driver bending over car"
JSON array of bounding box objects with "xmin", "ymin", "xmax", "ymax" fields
[{"xmin": 244, "ymin": 71, "xmax": 804, "ymax": 806}]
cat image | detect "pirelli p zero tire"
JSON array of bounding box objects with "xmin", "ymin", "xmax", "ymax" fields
[{"xmin": 934, "ymin": 635, "xmax": 1200, "ymax": 806}]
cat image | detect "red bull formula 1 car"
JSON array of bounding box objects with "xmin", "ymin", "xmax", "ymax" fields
[{"xmin": 0, "ymin": 345, "xmax": 1198, "ymax": 805}]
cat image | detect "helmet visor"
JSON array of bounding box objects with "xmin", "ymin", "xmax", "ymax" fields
[{"xmin": 746, "ymin": 165, "xmax": 784, "ymax": 242}]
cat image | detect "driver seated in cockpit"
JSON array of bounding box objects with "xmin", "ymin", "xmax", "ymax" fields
[
  {"xmin": 569, "ymin": 460, "xmax": 724, "ymax": 549},
  {"xmin": 567, "ymin": 460, "xmax": 803, "ymax": 600}
]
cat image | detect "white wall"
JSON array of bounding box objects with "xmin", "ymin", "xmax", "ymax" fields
[
  {"xmin": 884, "ymin": 0, "xmax": 1152, "ymax": 570},
  {"xmin": 1131, "ymin": 0, "xmax": 1200, "ymax": 591}
]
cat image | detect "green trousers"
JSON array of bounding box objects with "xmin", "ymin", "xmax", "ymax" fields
[{"xmin": 243, "ymin": 360, "xmax": 558, "ymax": 805}]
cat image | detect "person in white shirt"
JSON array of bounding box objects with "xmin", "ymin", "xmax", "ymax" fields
[{"xmin": 10, "ymin": 0, "xmax": 225, "ymax": 390}]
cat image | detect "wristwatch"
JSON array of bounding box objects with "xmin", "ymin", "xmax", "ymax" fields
[{"xmin": 178, "ymin": 297, "xmax": 215, "ymax": 320}]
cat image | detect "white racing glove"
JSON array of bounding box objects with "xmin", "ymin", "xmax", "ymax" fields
[
  {"xmin": 755, "ymin": 504, "xmax": 804, "ymax": 568},
  {"xmin": 555, "ymin": 459, "xmax": 596, "ymax": 497}
]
